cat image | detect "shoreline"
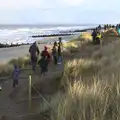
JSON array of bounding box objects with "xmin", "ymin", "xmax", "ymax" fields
[{"xmin": 0, "ymin": 27, "xmax": 95, "ymax": 49}]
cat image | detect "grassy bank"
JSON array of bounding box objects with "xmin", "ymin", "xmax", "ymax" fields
[
  {"xmin": 0, "ymin": 55, "xmax": 30, "ymax": 76},
  {"xmin": 38, "ymin": 29, "xmax": 120, "ymax": 120}
]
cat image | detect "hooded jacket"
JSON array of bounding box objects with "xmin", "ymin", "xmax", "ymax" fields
[{"xmin": 29, "ymin": 42, "xmax": 40, "ymax": 57}]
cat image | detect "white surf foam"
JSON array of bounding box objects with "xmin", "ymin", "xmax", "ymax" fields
[{"xmin": 0, "ymin": 25, "xmax": 97, "ymax": 45}]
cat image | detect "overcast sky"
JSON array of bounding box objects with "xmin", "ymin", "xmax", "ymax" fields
[{"xmin": 0, "ymin": 0, "xmax": 120, "ymax": 24}]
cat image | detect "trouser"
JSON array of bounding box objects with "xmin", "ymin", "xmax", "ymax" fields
[
  {"xmin": 13, "ymin": 79, "xmax": 18, "ymax": 88},
  {"xmin": 92, "ymin": 37, "xmax": 96, "ymax": 45},
  {"xmin": 96, "ymin": 38, "xmax": 100, "ymax": 45},
  {"xmin": 31, "ymin": 56, "xmax": 37, "ymax": 71},
  {"xmin": 58, "ymin": 55, "xmax": 63, "ymax": 64},
  {"xmin": 41, "ymin": 66, "xmax": 48, "ymax": 75},
  {"xmin": 53, "ymin": 55, "xmax": 58, "ymax": 65}
]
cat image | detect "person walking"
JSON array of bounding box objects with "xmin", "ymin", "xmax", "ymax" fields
[
  {"xmin": 38, "ymin": 53, "xmax": 49, "ymax": 76},
  {"xmin": 91, "ymin": 29, "xmax": 97, "ymax": 45},
  {"xmin": 29, "ymin": 42, "xmax": 40, "ymax": 71},
  {"xmin": 12, "ymin": 65, "xmax": 20, "ymax": 88},
  {"xmin": 41, "ymin": 46, "xmax": 51, "ymax": 63}
]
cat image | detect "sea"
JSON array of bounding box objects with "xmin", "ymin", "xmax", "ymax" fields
[{"xmin": 0, "ymin": 24, "xmax": 98, "ymax": 45}]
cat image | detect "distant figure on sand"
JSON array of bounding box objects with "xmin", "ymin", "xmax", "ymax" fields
[
  {"xmin": 52, "ymin": 42, "xmax": 58, "ymax": 65},
  {"xmin": 29, "ymin": 42, "xmax": 40, "ymax": 71},
  {"xmin": 13, "ymin": 65, "xmax": 20, "ymax": 88},
  {"xmin": 38, "ymin": 53, "xmax": 49, "ymax": 75},
  {"xmin": 58, "ymin": 37, "xmax": 63, "ymax": 64}
]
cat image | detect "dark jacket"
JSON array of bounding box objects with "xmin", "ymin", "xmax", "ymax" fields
[
  {"xmin": 92, "ymin": 31, "xmax": 97, "ymax": 38},
  {"xmin": 38, "ymin": 57, "xmax": 48, "ymax": 73},
  {"xmin": 29, "ymin": 43, "xmax": 40, "ymax": 57},
  {"xmin": 58, "ymin": 42, "xmax": 62, "ymax": 56}
]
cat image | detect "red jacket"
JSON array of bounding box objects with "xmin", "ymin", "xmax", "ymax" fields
[{"xmin": 41, "ymin": 50, "xmax": 51, "ymax": 62}]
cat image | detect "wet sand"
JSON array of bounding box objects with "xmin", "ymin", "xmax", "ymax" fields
[{"xmin": 0, "ymin": 35, "xmax": 78, "ymax": 64}]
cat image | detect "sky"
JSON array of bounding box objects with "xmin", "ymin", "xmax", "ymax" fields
[{"xmin": 0, "ymin": 0, "xmax": 120, "ymax": 24}]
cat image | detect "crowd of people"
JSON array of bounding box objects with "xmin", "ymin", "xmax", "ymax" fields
[
  {"xmin": 11, "ymin": 37, "xmax": 63, "ymax": 88},
  {"xmin": 91, "ymin": 24, "xmax": 120, "ymax": 45},
  {"xmin": 29, "ymin": 37, "xmax": 63, "ymax": 73}
]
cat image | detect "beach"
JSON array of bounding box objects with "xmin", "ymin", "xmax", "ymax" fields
[{"xmin": 0, "ymin": 35, "xmax": 78, "ymax": 63}]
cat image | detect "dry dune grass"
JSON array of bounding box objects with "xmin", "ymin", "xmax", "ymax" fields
[
  {"xmin": 63, "ymin": 42, "xmax": 78, "ymax": 49},
  {"xmin": 63, "ymin": 33, "xmax": 93, "ymax": 55},
  {"xmin": 0, "ymin": 64, "xmax": 14, "ymax": 76},
  {"xmin": 103, "ymin": 29, "xmax": 118, "ymax": 37},
  {"xmin": 79, "ymin": 32, "xmax": 92, "ymax": 42},
  {"xmin": 38, "ymin": 31, "xmax": 120, "ymax": 120},
  {"xmin": 0, "ymin": 55, "xmax": 30, "ymax": 76},
  {"xmin": 8, "ymin": 56, "xmax": 30, "ymax": 68},
  {"xmin": 50, "ymin": 75, "xmax": 120, "ymax": 120},
  {"xmin": 61, "ymin": 59, "xmax": 101, "ymax": 87}
]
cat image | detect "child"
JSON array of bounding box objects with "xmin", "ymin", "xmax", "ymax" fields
[
  {"xmin": 38, "ymin": 54, "xmax": 49, "ymax": 75},
  {"xmin": 13, "ymin": 65, "xmax": 20, "ymax": 88}
]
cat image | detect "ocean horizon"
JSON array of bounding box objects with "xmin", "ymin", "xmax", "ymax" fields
[{"xmin": 0, "ymin": 24, "xmax": 99, "ymax": 29}]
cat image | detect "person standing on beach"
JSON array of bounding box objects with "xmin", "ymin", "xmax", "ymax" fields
[
  {"xmin": 12, "ymin": 65, "xmax": 20, "ymax": 88},
  {"xmin": 52, "ymin": 42, "xmax": 58, "ymax": 65},
  {"xmin": 29, "ymin": 42, "xmax": 40, "ymax": 71}
]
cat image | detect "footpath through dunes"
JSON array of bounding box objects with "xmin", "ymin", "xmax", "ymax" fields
[
  {"xmin": 0, "ymin": 29, "xmax": 120, "ymax": 120},
  {"xmin": 0, "ymin": 61, "xmax": 64, "ymax": 120}
]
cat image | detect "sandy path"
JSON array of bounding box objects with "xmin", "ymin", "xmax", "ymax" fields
[{"xmin": 0, "ymin": 59, "xmax": 64, "ymax": 120}]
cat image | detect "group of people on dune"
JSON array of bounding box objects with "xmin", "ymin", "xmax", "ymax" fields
[
  {"xmin": 91, "ymin": 24, "xmax": 120, "ymax": 46},
  {"xmin": 29, "ymin": 37, "xmax": 63, "ymax": 73},
  {"xmin": 11, "ymin": 37, "xmax": 63, "ymax": 88}
]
